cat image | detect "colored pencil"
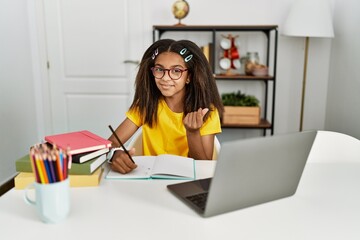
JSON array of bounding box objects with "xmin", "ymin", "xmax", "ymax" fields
[
  {"xmin": 38, "ymin": 154, "xmax": 49, "ymax": 184},
  {"xmin": 62, "ymin": 151, "xmax": 68, "ymax": 179},
  {"xmin": 51, "ymin": 154, "xmax": 59, "ymax": 182},
  {"xmin": 29, "ymin": 149, "xmax": 40, "ymax": 183},
  {"xmin": 55, "ymin": 151, "xmax": 64, "ymax": 181},
  {"xmin": 29, "ymin": 143, "xmax": 71, "ymax": 184},
  {"xmin": 35, "ymin": 153, "xmax": 46, "ymax": 184},
  {"xmin": 67, "ymin": 146, "xmax": 72, "ymax": 169},
  {"xmin": 43, "ymin": 153, "xmax": 53, "ymax": 183},
  {"xmin": 46, "ymin": 153, "xmax": 57, "ymax": 183}
]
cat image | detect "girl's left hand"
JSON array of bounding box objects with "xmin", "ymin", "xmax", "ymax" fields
[{"xmin": 183, "ymin": 108, "xmax": 209, "ymax": 132}]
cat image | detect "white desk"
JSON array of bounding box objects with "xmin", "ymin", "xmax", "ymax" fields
[{"xmin": 1, "ymin": 131, "xmax": 360, "ymax": 240}]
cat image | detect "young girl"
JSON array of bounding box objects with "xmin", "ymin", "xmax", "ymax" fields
[{"xmin": 108, "ymin": 39, "xmax": 224, "ymax": 174}]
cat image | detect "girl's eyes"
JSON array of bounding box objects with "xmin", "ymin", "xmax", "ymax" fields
[
  {"xmin": 154, "ymin": 67, "xmax": 183, "ymax": 72},
  {"xmin": 171, "ymin": 68, "xmax": 182, "ymax": 74},
  {"xmin": 154, "ymin": 67, "xmax": 164, "ymax": 72},
  {"xmin": 151, "ymin": 66, "xmax": 188, "ymax": 80}
]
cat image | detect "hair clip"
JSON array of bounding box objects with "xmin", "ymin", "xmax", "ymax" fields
[
  {"xmin": 180, "ymin": 48, "xmax": 187, "ymax": 55},
  {"xmin": 184, "ymin": 54, "xmax": 193, "ymax": 62},
  {"xmin": 151, "ymin": 48, "xmax": 159, "ymax": 60}
]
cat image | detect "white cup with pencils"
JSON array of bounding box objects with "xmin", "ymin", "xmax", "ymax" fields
[{"xmin": 24, "ymin": 144, "xmax": 71, "ymax": 223}]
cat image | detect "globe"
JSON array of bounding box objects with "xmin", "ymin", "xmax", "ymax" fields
[{"xmin": 172, "ymin": 0, "xmax": 189, "ymax": 25}]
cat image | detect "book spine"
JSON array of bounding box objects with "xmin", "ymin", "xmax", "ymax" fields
[
  {"xmin": 14, "ymin": 168, "xmax": 103, "ymax": 189},
  {"xmin": 81, "ymin": 130, "xmax": 112, "ymax": 147},
  {"xmin": 16, "ymin": 156, "xmax": 91, "ymax": 175},
  {"xmin": 68, "ymin": 164, "xmax": 92, "ymax": 175},
  {"xmin": 15, "ymin": 160, "xmax": 33, "ymax": 173},
  {"xmin": 16, "ymin": 154, "xmax": 106, "ymax": 175}
]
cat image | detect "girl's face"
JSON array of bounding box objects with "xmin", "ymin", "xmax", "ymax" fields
[{"xmin": 153, "ymin": 52, "xmax": 189, "ymax": 101}]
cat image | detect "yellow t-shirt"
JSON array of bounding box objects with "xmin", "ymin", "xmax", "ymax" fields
[{"xmin": 126, "ymin": 99, "xmax": 222, "ymax": 157}]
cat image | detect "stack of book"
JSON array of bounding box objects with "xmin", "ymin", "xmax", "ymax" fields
[{"xmin": 14, "ymin": 130, "xmax": 112, "ymax": 189}]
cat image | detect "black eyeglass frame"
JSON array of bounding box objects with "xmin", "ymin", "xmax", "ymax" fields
[{"xmin": 150, "ymin": 67, "xmax": 188, "ymax": 80}]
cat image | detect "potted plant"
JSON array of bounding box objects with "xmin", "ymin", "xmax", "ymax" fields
[{"xmin": 221, "ymin": 91, "xmax": 260, "ymax": 125}]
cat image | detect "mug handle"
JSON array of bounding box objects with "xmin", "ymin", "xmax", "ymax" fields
[{"xmin": 24, "ymin": 182, "xmax": 36, "ymax": 205}]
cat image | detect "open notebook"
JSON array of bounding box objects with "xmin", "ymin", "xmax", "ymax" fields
[{"xmin": 106, "ymin": 154, "xmax": 195, "ymax": 180}]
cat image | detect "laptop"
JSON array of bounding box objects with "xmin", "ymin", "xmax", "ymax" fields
[{"xmin": 167, "ymin": 131, "xmax": 317, "ymax": 217}]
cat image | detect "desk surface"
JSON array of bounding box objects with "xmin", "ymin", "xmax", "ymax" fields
[{"xmin": 1, "ymin": 131, "xmax": 360, "ymax": 240}]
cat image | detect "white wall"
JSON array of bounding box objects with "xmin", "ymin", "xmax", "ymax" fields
[
  {"xmin": 0, "ymin": 0, "xmax": 39, "ymax": 185},
  {"xmin": 325, "ymin": 0, "xmax": 360, "ymax": 139},
  {"xmin": 146, "ymin": 0, "xmax": 333, "ymax": 138},
  {"xmin": 1, "ymin": 0, "xmax": 359, "ymax": 185}
]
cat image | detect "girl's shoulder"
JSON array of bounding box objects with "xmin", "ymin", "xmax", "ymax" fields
[{"xmin": 208, "ymin": 106, "xmax": 220, "ymax": 118}]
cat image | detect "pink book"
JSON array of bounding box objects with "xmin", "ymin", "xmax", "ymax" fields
[{"xmin": 45, "ymin": 130, "xmax": 112, "ymax": 155}]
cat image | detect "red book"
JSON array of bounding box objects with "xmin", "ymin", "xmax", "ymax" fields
[{"xmin": 45, "ymin": 130, "xmax": 112, "ymax": 155}]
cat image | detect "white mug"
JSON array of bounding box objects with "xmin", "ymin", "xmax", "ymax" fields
[
  {"xmin": 24, "ymin": 178, "xmax": 70, "ymax": 223},
  {"xmin": 219, "ymin": 57, "xmax": 231, "ymax": 70}
]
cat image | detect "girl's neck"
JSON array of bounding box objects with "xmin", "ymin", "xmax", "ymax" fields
[{"xmin": 163, "ymin": 96, "xmax": 184, "ymax": 113}]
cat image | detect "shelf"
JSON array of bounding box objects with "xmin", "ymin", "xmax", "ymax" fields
[
  {"xmin": 221, "ymin": 119, "xmax": 271, "ymax": 129},
  {"xmin": 153, "ymin": 25, "xmax": 278, "ymax": 136},
  {"xmin": 215, "ymin": 74, "xmax": 274, "ymax": 81},
  {"xmin": 153, "ymin": 25, "xmax": 278, "ymax": 32}
]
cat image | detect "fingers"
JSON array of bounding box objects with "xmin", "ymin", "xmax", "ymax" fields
[
  {"xmin": 201, "ymin": 108, "xmax": 209, "ymax": 116},
  {"xmin": 129, "ymin": 147, "xmax": 136, "ymax": 156},
  {"xmin": 110, "ymin": 149, "xmax": 137, "ymax": 174},
  {"xmin": 183, "ymin": 108, "xmax": 209, "ymax": 131},
  {"xmin": 194, "ymin": 108, "xmax": 203, "ymax": 126},
  {"xmin": 196, "ymin": 108, "xmax": 209, "ymax": 123}
]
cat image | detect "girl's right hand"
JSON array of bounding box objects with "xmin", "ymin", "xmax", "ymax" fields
[
  {"xmin": 183, "ymin": 108, "xmax": 209, "ymax": 132},
  {"xmin": 110, "ymin": 148, "xmax": 137, "ymax": 174}
]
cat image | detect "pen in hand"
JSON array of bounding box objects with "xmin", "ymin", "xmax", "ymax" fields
[{"xmin": 108, "ymin": 125, "xmax": 135, "ymax": 163}]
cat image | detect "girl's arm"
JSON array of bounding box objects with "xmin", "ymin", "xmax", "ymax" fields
[
  {"xmin": 108, "ymin": 118, "xmax": 138, "ymax": 148},
  {"xmin": 108, "ymin": 118, "xmax": 139, "ymax": 174},
  {"xmin": 187, "ymin": 131, "xmax": 214, "ymax": 160},
  {"xmin": 183, "ymin": 108, "xmax": 215, "ymax": 160}
]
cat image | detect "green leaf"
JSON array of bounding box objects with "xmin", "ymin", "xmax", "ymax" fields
[{"xmin": 221, "ymin": 91, "xmax": 259, "ymax": 106}]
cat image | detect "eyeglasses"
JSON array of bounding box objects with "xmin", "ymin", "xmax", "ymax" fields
[{"xmin": 151, "ymin": 67, "xmax": 188, "ymax": 80}]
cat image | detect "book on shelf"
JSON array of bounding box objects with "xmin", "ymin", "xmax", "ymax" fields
[
  {"xmin": 209, "ymin": 43, "xmax": 214, "ymax": 71},
  {"xmin": 201, "ymin": 43, "xmax": 214, "ymax": 72},
  {"xmin": 202, "ymin": 44, "xmax": 210, "ymax": 62},
  {"xmin": 16, "ymin": 154, "xmax": 107, "ymax": 175},
  {"xmin": 44, "ymin": 130, "xmax": 112, "ymax": 155},
  {"xmin": 14, "ymin": 167, "xmax": 104, "ymax": 189},
  {"xmin": 72, "ymin": 148, "xmax": 110, "ymax": 163},
  {"xmin": 105, "ymin": 154, "xmax": 195, "ymax": 180}
]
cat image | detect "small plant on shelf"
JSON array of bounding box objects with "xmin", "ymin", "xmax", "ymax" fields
[
  {"xmin": 221, "ymin": 91, "xmax": 259, "ymax": 107},
  {"xmin": 221, "ymin": 91, "xmax": 260, "ymax": 125}
]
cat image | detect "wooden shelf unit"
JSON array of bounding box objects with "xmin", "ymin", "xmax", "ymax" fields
[{"xmin": 153, "ymin": 25, "xmax": 278, "ymax": 136}]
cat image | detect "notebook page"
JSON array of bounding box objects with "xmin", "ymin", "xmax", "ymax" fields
[
  {"xmin": 105, "ymin": 156, "xmax": 155, "ymax": 179},
  {"xmin": 151, "ymin": 154, "xmax": 194, "ymax": 179}
]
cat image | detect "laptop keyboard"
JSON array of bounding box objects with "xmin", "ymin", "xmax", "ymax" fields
[{"xmin": 186, "ymin": 192, "xmax": 208, "ymax": 211}]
